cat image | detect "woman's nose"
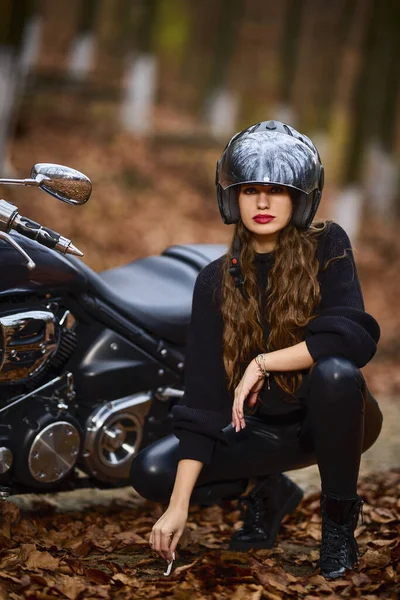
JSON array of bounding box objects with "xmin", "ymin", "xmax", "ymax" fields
[{"xmin": 257, "ymin": 191, "xmax": 271, "ymax": 206}]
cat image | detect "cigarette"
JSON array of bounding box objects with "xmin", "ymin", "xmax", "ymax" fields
[{"xmin": 163, "ymin": 551, "xmax": 176, "ymax": 576}]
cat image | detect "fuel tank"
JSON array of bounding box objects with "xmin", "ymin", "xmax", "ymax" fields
[{"xmin": 0, "ymin": 231, "xmax": 87, "ymax": 297}]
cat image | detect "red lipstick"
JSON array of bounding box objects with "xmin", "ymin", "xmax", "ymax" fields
[{"xmin": 253, "ymin": 214, "xmax": 275, "ymax": 223}]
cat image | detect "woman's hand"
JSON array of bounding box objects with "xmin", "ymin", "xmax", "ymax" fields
[
  {"xmin": 232, "ymin": 359, "xmax": 265, "ymax": 431},
  {"xmin": 149, "ymin": 504, "xmax": 188, "ymax": 562}
]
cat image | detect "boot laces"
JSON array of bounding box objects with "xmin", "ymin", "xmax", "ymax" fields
[
  {"xmin": 238, "ymin": 495, "xmax": 263, "ymax": 528},
  {"xmin": 237, "ymin": 476, "xmax": 284, "ymax": 531},
  {"xmin": 319, "ymin": 499, "xmax": 364, "ymax": 568},
  {"xmin": 320, "ymin": 519, "xmax": 359, "ymax": 566}
]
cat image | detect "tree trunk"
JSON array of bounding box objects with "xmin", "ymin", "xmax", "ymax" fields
[
  {"xmin": 67, "ymin": 0, "xmax": 99, "ymax": 82},
  {"xmin": 328, "ymin": 0, "xmax": 374, "ymax": 238},
  {"xmin": 0, "ymin": 0, "xmax": 34, "ymax": 174},
  {"xmin": 362, "ymin": 0, "xmax": 400, "ymax": 219},
  {"xmin": 120, "ymin": 0, "xmax": 158, "ymax": 135},
  {"xmin": 203, "ymin": 0, "xmax": 243, "ymax": 138}
]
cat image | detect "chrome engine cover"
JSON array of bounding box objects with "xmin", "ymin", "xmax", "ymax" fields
[
  {"xmin": 83, "ymin": 393, "xmax": 152, "ymax": 483},
  {"xmin": 28, "ymin": 421, "xmax": 80, "ymax": 483},
  {"xmin": 0, "ymin": 447, "xmax": 13, "ymax": 474},
  {"xmin": 0, "ymin": 310, "xmax": 59, "ymax": 384}
]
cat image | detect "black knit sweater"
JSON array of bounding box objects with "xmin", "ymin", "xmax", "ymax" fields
[{"xmin": 171, "ymin": 221, "xmax": 380, "ymax": 465}]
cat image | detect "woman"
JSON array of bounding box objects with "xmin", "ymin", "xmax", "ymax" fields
[{"xmin": 129, "ymin": 120, "xmax": 383, "ymax": 580}]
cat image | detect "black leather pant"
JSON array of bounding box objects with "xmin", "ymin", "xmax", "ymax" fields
[{"xmin": 130, "ymin": 356, "xmax": 383, "ymax": 505}]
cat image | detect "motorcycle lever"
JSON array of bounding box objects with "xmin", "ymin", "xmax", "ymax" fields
[{"xmin": 0, "ymin": 231, "xmax": 36, "ymax": 270}]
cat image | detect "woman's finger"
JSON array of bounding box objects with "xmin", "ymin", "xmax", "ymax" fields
[
  {"xmin": 236, "ymin": 385, "xmax": 246, "ymax": 419},
  {"xmin": 232, "ymin": 389, "xmax": 237, "ymax": 428},
  {"xmin": 234, "ymin": 396, "xmax": 243, "ymax": 429},
  {"xmin": 168, "ymin": 530, "xmax": 182, "ymax": 561},
  {"xmin": 232, "ymin": 396, "xmax": 237, "ymax": 429},
  {"xmin": 234, "ymin": 382, "xmax": 248, "ymax": 428},
  {"xmin": 160, "ymin": 531, "xmax": 173, "ymax": 561},
  {"xmin": 235, "ymin": 382, "xmax": 262, "ymax": 428},
  {"xmin": 233, "ymin": 390, "xmax": 241, "ymax": 429},
  {"xmin": 153, "ymin": 528, "xmax": 162, "ymax": 557},
  {"xmin": 149, "ymin": 536, "xmax": 156, "ymax": 554}
]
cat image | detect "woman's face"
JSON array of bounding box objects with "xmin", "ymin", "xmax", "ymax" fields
[{"xmin": 238, "ymin": 183, "xmax": 293, "ymax": 250}]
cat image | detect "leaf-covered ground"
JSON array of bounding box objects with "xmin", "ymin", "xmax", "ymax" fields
[{"xmin": 0, "ymin": 468, "xmax": 398, "ymax": 599}]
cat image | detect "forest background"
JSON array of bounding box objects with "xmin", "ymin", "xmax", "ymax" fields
[
  {"xmin": 1, "ymin": 0, "xmax": 399, "ymax": 401},
  {"xmin": 0, "ymin": 1, "xmax": 399, "ymax": 599}
]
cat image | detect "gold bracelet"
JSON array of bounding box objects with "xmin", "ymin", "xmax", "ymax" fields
[
  {"xmin": 254, "ymin": 354, "xmax": 264, "ymax": 376},
  {"xmin": 256, "ymin": 353, "xmax": 270, "ymax": 376},
  {"xmin": 255, "ymin": 353, "xmax": 271, "ymax": 390}
]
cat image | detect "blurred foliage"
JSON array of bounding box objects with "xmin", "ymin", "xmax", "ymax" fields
[
  {"xmin": 0, "ymin": 0, "xmax": 398, "ymax": 373},
  {"xmin": 154, "ymin": 0, "xmax": 191, "ymax": 57}
]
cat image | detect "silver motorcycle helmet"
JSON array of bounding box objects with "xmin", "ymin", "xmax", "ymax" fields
[{"xmin": 216, "ymin": 120, "xmax": 324, "ymax": 229}]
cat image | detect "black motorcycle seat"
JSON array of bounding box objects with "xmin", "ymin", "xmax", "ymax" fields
[
  {"xmin": 69, "ymin": 244, "xmax": 227, "ymax": 346},
  {"xmin": 161, "ymin": 244, "xmax": 226, "ymax": 270}
]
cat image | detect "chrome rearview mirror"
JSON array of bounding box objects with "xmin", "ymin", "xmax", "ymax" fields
[
  {"xmin": 0, "ymin": 163, "xmax": 92, "ymax": 205},
  {"xmin": 30, "ymin": 163, "xmax": 92, "ymax": 205}
]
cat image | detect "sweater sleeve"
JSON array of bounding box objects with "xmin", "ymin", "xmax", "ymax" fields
[
  {"xmin": 304, "ymin": 221, "xmax": 380, "ymax": 368},
  {"xmin": 171, "ymin": 259, "xmax": 233, "ymax": 465}
]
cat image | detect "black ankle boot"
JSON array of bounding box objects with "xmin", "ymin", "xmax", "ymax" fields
[
  {"xmin": 318, "ymin": 492, "xmax": 365, "ymax": 580},
  {"xmin": 229, "ymin": 473, "xmax": 304, "ymax": 551}
]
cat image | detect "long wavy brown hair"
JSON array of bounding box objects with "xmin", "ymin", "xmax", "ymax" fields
[{"xmin": 218, "ymin": 207, "xmax": 349, "ymax": 408}]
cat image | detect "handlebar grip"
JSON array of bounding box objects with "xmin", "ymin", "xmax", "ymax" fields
[{"xmin": 13, "ymin": 216, "xmax": 61, "ymax": 249}]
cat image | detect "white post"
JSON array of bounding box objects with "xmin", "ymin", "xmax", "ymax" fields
[
  {"xmin": 207, "ymin": 88, "xmax": 240, "ymax": 139},
  {"xmin": 0, "ymin": 48, "xmax": 17, "ymax": 174},
  {"xmin": 19, "ymin": 14, "xmax": 42, "ymax": 75},
  {"xmin": 363, "ymin": 142, "xmax": 398, "ymax": 221},
  {"xmin": 331, "ymin": 185, "xmax": 363, "ymax": 240},
  {"xmin": 67, "ymin": 31, "xmax": 95, "ymax": 81},
  {"xmin": 120, "ymin": 53, "xmax": 158, "ymax": 136},
  {"xmin": 0, "ymin": 15, "xmax": 42, "ymax": 175}
]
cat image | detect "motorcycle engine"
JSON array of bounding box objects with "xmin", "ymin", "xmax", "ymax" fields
[
  {"xmin": 82, "ymin": 392, "xmax": 152, "ymax": 484},
  {"xmin": 0, "ymin": 302, "xmax": 77, "ymax": 393},
  {"xmin": 0, "ymin": 308, "xmax": 59, "ymax": 384},
  {"xmin": 0, "ymin": 302, "xmax": 80, "ymax": 491},
  {"xmin": 0, "ymin": 373, "xmax": 82, "ymax": 490}
]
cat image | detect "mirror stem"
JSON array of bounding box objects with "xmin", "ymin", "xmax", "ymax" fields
[{"xmin": 0, "ymin": 177, "xmax": 44, "ymax": 187}]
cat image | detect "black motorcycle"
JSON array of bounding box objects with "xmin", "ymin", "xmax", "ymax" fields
[{"xmin": 0, "ymin": 164, "xmax": 226, "ymax": 497}]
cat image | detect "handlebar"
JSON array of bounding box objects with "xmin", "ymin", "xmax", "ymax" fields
[
  {"xmin": 0, "ymin": 199, "xmax": 83, "ymax": 256},
  {"xmin": 12, "ymin": 215, "xmax": 82, "ymax": 255}
]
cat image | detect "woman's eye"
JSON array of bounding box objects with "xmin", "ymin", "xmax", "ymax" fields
[
  {"xmin": 270, "ymin": 186, "xmax": 284, "ymax": 193},
  {"xmin": 243, "ymin": 187, "xmax": 257, "ymax": 194}
]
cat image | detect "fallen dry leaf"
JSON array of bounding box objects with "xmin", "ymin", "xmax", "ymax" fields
[
  {"xmin": 369, "ymin": 507, "xmax": 397, "ymax": 523},
  {"xmin": 359, "ymin": 547, "xmax": 392, "ymax": 569},
  {"xmin": 172, "ymin": 558, "xmax": 201, "ymax": 576},
  {"xmin": 112, "ymin": 572, "xmax": 139, "ymax": 586},
  {"xmin": 19, "ymin": 544, "xmax": 60, "ymax": 571},
  {"xmin": 53, "ymin": 573, "xmax": 88, "ymax": 600},
  {"xmin": 84, "ymin": 567, "xmax": 112, "ymax": 585},
  {"xmin": 114, "ymin": 529, "xmax": 149, "ymax": 545}
]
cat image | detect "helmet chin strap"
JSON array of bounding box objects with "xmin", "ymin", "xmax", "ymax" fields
[{"xmin": 228, "ymin": 234, "xmax": 250, "ymax": 301}]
